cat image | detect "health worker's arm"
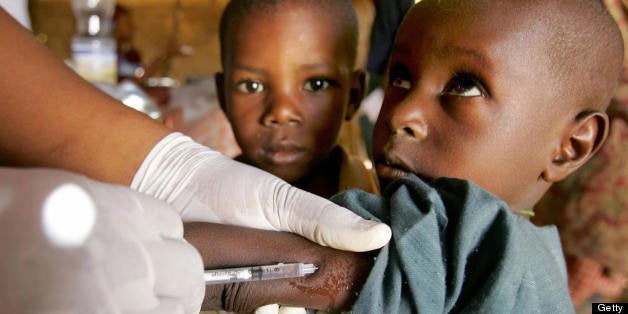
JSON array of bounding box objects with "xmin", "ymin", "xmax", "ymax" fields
[{"xmin": 0, "ymin": 7, "xmax": 170, "ymax": 185}]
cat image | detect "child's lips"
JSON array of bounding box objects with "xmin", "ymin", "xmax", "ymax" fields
[
  {"xmin": 376, "ymin": 162, "xmax": 411, "ymax": 181},
  {"xmin": 262, "ymin": 142, "xmax": 307, "ymax": 165},
  {"xmin": 376, "ymin": 138, "xmax": 435, "ymax": 183},
  {"xmin": 375, "ymin": 151, "xmax": 424, "ymax": 182},
  {"xmin": 266, "ymin": 150, "xmax": 306, "ymax": 165},
  {"xmin": 377, "ymin": 157, "xmax": 435, "ymax": 184}
]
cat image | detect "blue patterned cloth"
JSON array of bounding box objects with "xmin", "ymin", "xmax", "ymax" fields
[{"xmin": 331, "ymin": 175, "xmax": 574, "ymax": 313}]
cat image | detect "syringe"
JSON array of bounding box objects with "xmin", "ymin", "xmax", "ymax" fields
[{"xmin": 204, "ymin": 262, "xmax": 317, "ymax": 285}]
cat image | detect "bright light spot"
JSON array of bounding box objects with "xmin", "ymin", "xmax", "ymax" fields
[
  {"xmin": 122, "ymin": 94, "xmax": 145, "ymax": 111},
  {"xmin": 87, "ymin": 15, "xmax": 102, "ymax": 36},
  {"xmin": 363, "ymin": 159, "xmax": 373, "ymax": 170},
  {"xmin": 42, "ymin": 184, "xmax": 96, "ymax": 248}
]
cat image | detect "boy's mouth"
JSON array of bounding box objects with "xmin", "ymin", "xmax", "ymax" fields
[
  {"xmin": 375, "ymin": 151, "xmax": 434, "ymax": 185},
  {"xmin": 375, "ymin": 155, "xmax": 412, "ymax": 182},
  {"xmin": 261, "ymin": 141, "xmax": 307, "ymax": 165},
  {"xmin": 266, "ymin": 150, "xmax": 306, "ymax": 165}
]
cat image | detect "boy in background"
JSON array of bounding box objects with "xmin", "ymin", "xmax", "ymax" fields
[
  {"xmin": 214, "ymin": 0, "xmax": 379, "ymax": 198},
  {"xmin": 187, "ymin": 0, "xmax": 624, "ymax": 312}
]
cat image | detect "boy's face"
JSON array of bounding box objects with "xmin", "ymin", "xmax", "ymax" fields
[
  {"xmin": 218, "ymin": 4, "xmax": 359, "ymax": 182},
  {"xmin": 373, "ymin": 2, "xmax": 570, "ymax": 210}
]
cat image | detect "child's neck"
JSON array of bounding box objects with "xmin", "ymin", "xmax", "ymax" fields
[
  {"xmin": 236, "ymin": 147, "xmax": 343, "ymax": 199},
  {"xmin": 292, "ymin": 146, "xmax": 343, "ymax": 199}
]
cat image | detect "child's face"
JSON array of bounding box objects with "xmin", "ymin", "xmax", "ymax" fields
[
  {"xmin": 373, "ymin": 2, "xmax": 570, "ymax": 210},
  {"xmin": 218, "ymin": 4, "xmax": 359, "ymax": 182}
]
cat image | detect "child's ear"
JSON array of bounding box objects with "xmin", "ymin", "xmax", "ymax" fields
[
  {"xmin": 346, "ymin": 70, "xmax": 366, "ymax": 121},
  {"xmin": 215, "ymin": 72, "xmax": 227, "ymax": 113},
  {"xmin": 542, "ymin": 111, "xmax": 610, "ymax": 182}
]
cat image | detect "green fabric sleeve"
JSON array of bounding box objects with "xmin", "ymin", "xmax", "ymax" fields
[{"xmin": 331, "ymin": 175, "xmax": 574, "ymax": 313}]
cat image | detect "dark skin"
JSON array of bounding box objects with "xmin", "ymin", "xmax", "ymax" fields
[
  {"xmin": 372, "ymin": 0, "xmax": 618, "ymax": 212},
  {"xmin": 189, "ymin": 0, "xmax": 623, "ymax": 311},
  {"xmin": 216, "ymin": 1, "xmax": 365, "ymax": 199},
  {"xmin": 235, "ymin": 146, "xmax": 343, "ymax": 199},
  {"xmin": 184, "ymin": 222, "xmax": 374, "ymax": 312},
  {"xmin": 0, "ymin": 8, "xmax": 171, "ymax": 184}
]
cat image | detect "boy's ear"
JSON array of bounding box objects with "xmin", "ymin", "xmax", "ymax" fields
[
  {"xmin": 346, "ymin": 70, "xmax": 366, "ymax": 121},
  {"xmin": 542, "ymin": 111, "xmax": 610, "ymax": 182},
  {"xmin": 215, "ymin": 72, "xmax": 227, "ymax": 112}
]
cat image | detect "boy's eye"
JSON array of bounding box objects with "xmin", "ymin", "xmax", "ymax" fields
[
  {"xmin": 388, "ymin": 64, "xmax": 412, "ymax": 90},
  {"xmin": 304, "ymin": 78, "xmax": 331, "ymax": 92},
  {"xmin": 443, "ymin": 73, "xmax": 486, "ymax": 97},
  {"xmin": 390, "ymin": 77, "xmax": 412, "ymax": 90},
  {"xmin": 235, "ymin": 80, "xmax": 264, "ymax": 93}
]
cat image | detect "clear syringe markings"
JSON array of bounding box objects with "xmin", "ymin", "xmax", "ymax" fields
[{"xmin": 204, "ymin": 262, "xmax": 318, "ymax": 284}]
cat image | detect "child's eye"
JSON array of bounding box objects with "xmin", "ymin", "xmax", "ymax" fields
[
  {"xmin": 388, "ymin": 65, "xmax": 412, "ymax": 90},
  {"xmin": 235, "ymin": 80, "xmax": 264, "ymax": 94},
  {"xmin": 304, "ymin": 78, "xmax": 331, "ymax": 92},
  {"xmin": 390, "ymin": 77, "xmax": 412, "ymax": 90},
  {"xmin": 443, "ymin": 73, "xmax": 486, "ymax": 97}
]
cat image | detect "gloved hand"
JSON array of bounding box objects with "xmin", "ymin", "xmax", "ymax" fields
[
  {"xmin": 131, "ymin": 133, "xmax": 391, "ymax": 252},
  {"xmin": 0, "ymin": 168, "xmax": 204, "ymax": 313}
]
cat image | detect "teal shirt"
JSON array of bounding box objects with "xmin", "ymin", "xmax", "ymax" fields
[{"xmin": 331, "ymin": 175, "xmax": 574, "ymax": 313}]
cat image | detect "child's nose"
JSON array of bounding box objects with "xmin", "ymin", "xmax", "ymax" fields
[
  {"xmin": 387, "ymin": 97, "xmax": 428, "ymax": 140},
  {"xmin": 262, "ymin": 94, "xmax": 303, "ymax": 126}
]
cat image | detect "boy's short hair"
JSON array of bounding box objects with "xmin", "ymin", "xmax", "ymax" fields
[
  {"xmin": 540, "ymin": 0, "xmax": 623, "ymax": 113},
  {"xmin": 219, "ymin": 0, "xmax": 360, "ymax": 68}
]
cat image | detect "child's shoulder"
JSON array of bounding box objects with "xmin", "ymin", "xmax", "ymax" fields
[{"xmin": 334, "ymin": 175, "xmax": 574, "ymax": 313}]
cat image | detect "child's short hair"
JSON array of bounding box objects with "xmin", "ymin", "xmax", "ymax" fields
[
  {"xmin": 540, "ymin": 0, "xmax": 623, "ymax": 113},
  {"xmin": 219, "ymin": 0, "xmax": 360, "ymax": 68}
]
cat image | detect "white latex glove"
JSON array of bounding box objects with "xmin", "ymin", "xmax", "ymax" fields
[
  {"xmin": 131, "ymin": 133, "xmax": 391, "ymax": 252},
  {"xmin": 0, "ymin": 168, "xmax": 204, "ymax": 313},
  {"xmin": 255, "ymin": 304, "xmax": 307, "ymax": 314},
  {"xmin": 254, "ymin": 305, "xmax": 337, "ymax": 314}
]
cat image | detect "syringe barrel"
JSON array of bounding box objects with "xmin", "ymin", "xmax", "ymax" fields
[{"xmin": 204, "ymin": 263, "xmax": 317, "ymax": 284}]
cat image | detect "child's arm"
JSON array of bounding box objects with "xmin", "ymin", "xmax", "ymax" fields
[{"xmin": 184, "ymin": 222, "xmax": 375, "ymax": 312}]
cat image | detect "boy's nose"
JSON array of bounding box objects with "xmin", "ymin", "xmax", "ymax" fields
[
  {"xmin": 262, "ymin": 95, "xmax": 303, "ymax": 126},
  {"xmin": 387, "ymin": 98, "xmax": 428, "ymax": 140}
]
